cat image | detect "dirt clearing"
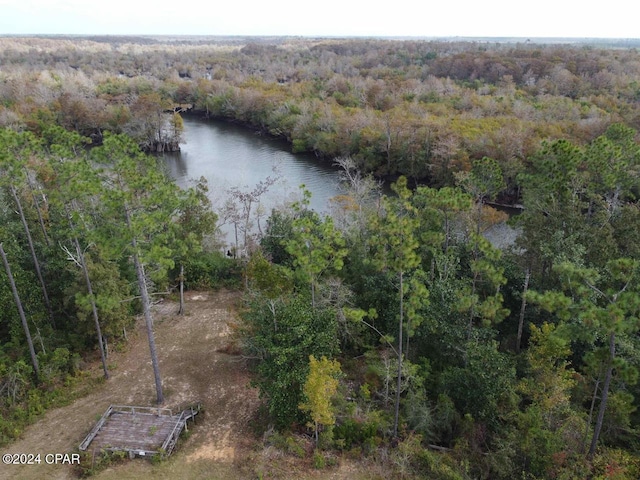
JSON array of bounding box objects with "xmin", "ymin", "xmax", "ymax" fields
[
  {"xmin": 0, "ymin": 290, "xmax": 380, "ymax": 480},
  {"xmin": 0, "ymin": 290, "xmax": 261, "ymax": 480}
]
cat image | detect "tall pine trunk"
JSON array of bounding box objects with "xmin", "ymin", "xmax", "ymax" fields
[
  {"xmin": 583, "ymin": 368, "xmax": 603, "ymax": 453},
  {"xmin": 73, "ymin": 235, "xmax": 109, "ymax": 379},
  {"xmin": 516, "ymin": 267, "xmax": 531, "ymax": 354},
  {"xmin": 125, "ymin": 206, "xmax": 164, "ymax": 404},
  {"xmin": 1, "ymin": 243, "xmax": 40, "ymax": 379},
  {"xmin": 10, "ymin": 184, "xmax": 53, "ymax": 324},
  {"xmin": 588, "ymin": 333, "xmax": 615, "ymax": 457},
  {"xmin": 67, "ymin": 205, "xmax": 109, "ymax": 379},
  {"xmin": 393, "ymin": 270, "xmax": 404, "ymax": 438}
]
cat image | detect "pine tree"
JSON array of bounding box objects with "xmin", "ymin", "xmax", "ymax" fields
[
  {"xmin": 93, "ymin": 133, "xmax": 188, "ymax": 404},
  {"xmin": 285, "ymin": 187, "xmax": 347, "ymax": 309},
  {"xmin": 370, "ymin": 176, "xmax": 423, "ymax": 437},
  {"xmin": 0, "ymin": 242, "xmax": 40, "ymax": 379},
  {"xmin": 0, "ymin": 130, "xmax": 54, "ymax": 324}
]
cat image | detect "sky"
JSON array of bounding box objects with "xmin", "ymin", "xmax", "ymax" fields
[{"xmin": 0, "ymin": 0, "xmax": 637, "ymax": 39}]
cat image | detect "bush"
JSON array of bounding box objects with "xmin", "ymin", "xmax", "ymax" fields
[
  {"xmin": 244, "ymin": 295, "xmax": 339, "ymax": 429},
  {"xmin": 313, "ymin": 449, "xmax": 326, "ymax": 469},
  {"xmin": 394, "ymin": 434, "xmax": 466, "ymax": 480},
  {"xmin": 264, "ymin": 430, "xmax": 306, "ymax": 458},
  {"xmin": 181, "ymin": 251, "xmax": 241, "ymax": 289},
  {"xmin": 589, "ymin": 448, "xmax": 640, "ymax": 480},
  {"xmin": 334, "ymin": 418, "xmax": 380, "ymax": 451}
]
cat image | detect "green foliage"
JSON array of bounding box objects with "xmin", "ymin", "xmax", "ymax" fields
[
  {"xmin": 4, "ymin": 39, "xmax": 640, "ymax": 478},
  {"xmin": 370, "ymin": 176, "xmax": 421, "ymax": 274},
  {"xmin": 65, "ymin": 249, "xmax": 132, "ymax": 344},
  {"xmin": 243, "ymin": 294, "xmax": 339, "ymax": 429},
  {"xmin": 312, "ymin": 449, "xmax": 326, "ymax": 469},
  {"xmin": 438, "ymin": 341, "xmax": 517, "ymax": 428},
  {"xmin": 263, "ymin": 430, "xmax": 306, "ymax": 458},
  {"xmin": 93, "ymin": 132, "xmax": 182, "ymax": 277},
  {"xmin": 515, "ymin": 323, "xmax": 585, "ymax": 477},
  {"xmin": 261, "ymin": 209, "xmax": 295, "ymax": 266},
  {"xmin": 528, "ymin": 258, "xmax": 640, "ymax": 455},
  {"xmin": 175, "ymin": 176, "xmax": 218, "ymax": 261},
  {"xmin": 519, "ymin": 323, "xmax": 576, "ymax": 416},
  {"xmin": 459, "ymin": 233, "xmax": 510, "ymax": 327},
  {"xmin": 393, "ymin": 434, "xmax": 466, "ymax": 480},
  {"xmin": 246, "ymin": 250, "xmax": 293, "ymax": 298},
  {"xmin": 333, "ymin": 417, "xmax": 381, "ymax": 451},
  {"xmin": 455, "ymin": 156, "xmax": 506, "ymax": 204},
  {"xmin": 75, "ymin": 448, "xmax": 128, "ymax": 478},
  {"xmin": 413, "ymin": 185, "xmax": 472, "ymax": 255},
  {"xmin": 404, "ymin": 387, "xmax": 435, "ymax": 441},
  {"xmin": 590, "ymin": 448, "xmax": 640, "ymax": 480},
  {"xmin": 285, "ymin": 188, "xmax": 347, "ymax": 307},
  {"xmin": 181, "ymin": 251, "xmax": 241, "ymax": 289}
]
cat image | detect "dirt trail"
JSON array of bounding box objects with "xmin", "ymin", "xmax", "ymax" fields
[{"xmin": 0, "ymin": 290, "xmax": 260, "ymax": 480}]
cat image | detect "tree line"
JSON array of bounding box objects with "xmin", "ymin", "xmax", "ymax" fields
[
  {"xmin": 2, "ymin": 36, "xmax": 640, "ymax": 478},
  {"xmin": 242, "ymin": 122, "xmax": 640, "ymax": 478},
  {"xmin": 1, "ymin": 36, "xmax": 640, "ymax": 193},
  {"xmin": 0, "ymin": 125, "xmax": 220, "ymax": 444}
]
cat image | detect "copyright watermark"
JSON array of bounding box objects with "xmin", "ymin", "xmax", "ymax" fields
[{"xmin": 2, "ymin": 453, "xmax": 80, "ymax": 465}]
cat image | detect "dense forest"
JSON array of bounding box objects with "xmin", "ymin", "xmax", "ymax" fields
[{"xmin": 2, "ymin": 36, "xmax": 640, "ymax": 479}]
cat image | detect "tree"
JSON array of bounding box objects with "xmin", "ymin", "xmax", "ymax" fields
[
  {"xmin": 93, "ymin": 133, "xmax": 187, "ymax": 404},
  {"xmin": 455, "ymin": 157, "xmax": 509, "ymax": 345},
  {"xmin": 0, "ymin": 242, "xmax": 40, "ymax": 379},
  {"xmin": 43, "ymin": 126, "xmax": 110, "ymax": 379},
  {"xmin": 529, "ymin": 258, "xmax": 640, "ymax": 457},
  {"xmin": 0, "ymin": 129, "xmax": 53, "ymax": 324},
  {"xmin": 243, "ymin": 294, "xmax": 339, "ymax": 429},
  {"xmin": 261, "ymin": 209, "xmax": 295, "ymax": 266},
  {"xmin": 226, "ymin": 173, "xmax": 279, "ymax": 258},
  {"xmin": 455, "ymin": 157, "xmax": 506, "ymax": 221},
  {"xmin": 414, "ymin": 185, "xmax": 472, "ymax": 255},
  {"xmin": 332, "ymin": 155, "xmax": 381, "ymax": 236},
  {"xmin": 515, "ymin": 138, "xmax": 589, "ymax": 280},
  {"xmin": 124, "ymin": 93, "xmax": 181, "ymax": 152},
  {"xmin": 175, "ymin": 177, "xmax": 217, "ymax": 315},
  {"xmin": 514, "ymin": 325, "xmax": 580, "ymax": 476},
  {"xmin": 64, "ymin": 211, "xmax": 110, "ymax": 379},
  {"xmin": 285, "ymin": 188, "xmax": 347, "ymax": 309},
  {"xmin": 370, "ymin": 176, "xmax": 423, "ymax": 437},
  {"xmin": 299, "ymin": 355, "xmax": 341, "ymax": 445}
]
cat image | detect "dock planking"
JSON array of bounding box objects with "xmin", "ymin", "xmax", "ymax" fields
[{"xmin": 80, "ymin": 404, "xmax": 200, "ymax": 457}]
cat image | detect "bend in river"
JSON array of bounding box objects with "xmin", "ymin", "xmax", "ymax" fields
[{"xmin": 161, "ymin": 115, "xmax": 342, "ymax": 243}]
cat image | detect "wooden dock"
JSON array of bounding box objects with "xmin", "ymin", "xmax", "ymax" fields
[{"xmin": 79, "ymin": 404, "xmax": 200, "ymax": 458}]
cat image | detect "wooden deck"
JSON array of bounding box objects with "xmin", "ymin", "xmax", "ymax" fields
[{"xmin": 79, "ymin": 404, "xmax": 200, "ymax": 457}]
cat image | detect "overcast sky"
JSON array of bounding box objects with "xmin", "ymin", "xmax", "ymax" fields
[{"xmin": 0, "ymin": 0, "xmax": 637, "ymax": 39}]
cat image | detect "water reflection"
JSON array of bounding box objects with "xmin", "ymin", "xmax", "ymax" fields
[{"xmin": 161, "ymin": 115, "xmax": 342, "ymax": 243}]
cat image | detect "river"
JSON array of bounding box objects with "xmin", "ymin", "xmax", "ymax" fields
[
  {"xmin": 161, "ymin": 115, "xmax": 342, "ymax": 244},
  {"xmin": 161, "ymin": 115, "xmax": 518, "ymax": 250},
  {"xmin": 162, "ymin": 115, "xmax": 341, "ymax": 212}
]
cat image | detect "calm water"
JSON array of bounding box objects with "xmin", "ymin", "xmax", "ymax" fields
[
  {"xmin": 162, "ymin": 115, "xmax": 341, "ymax": 214},
  {"xmin": 161, "ymin": 116, "xmax": 518, "ymax": 249}
]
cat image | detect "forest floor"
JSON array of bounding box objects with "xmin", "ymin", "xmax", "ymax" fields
[{"xmin": 0, "ymin": 290, "xmax": 376, "ymax": 480}]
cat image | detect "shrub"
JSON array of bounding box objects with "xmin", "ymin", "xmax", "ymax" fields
[
  {"xmin": 181, "ymin": 251, "xmax": 241, "ymax": 289},
  {"xmin": 334, "ymin": 418, "xmax": 379, "ymax": 451},
  {"xmin": 313, "ymin": 449, "xmax": 326, "ymax": 469}
]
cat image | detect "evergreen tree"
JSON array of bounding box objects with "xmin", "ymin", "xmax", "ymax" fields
[
  {"xmin": 370, "ymin": 176, "xmax": 425, "ymax": 437},
  {"xmin": 93, "ymin": 133, "xmax": 188, "ymax": 404}
]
